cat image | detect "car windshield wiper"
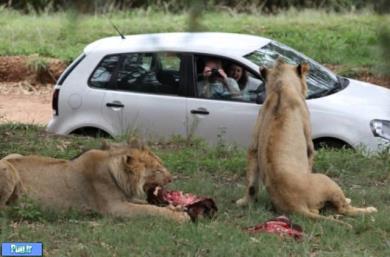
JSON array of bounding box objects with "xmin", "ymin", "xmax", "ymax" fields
[
  {"xmin": 308, "ymin": 83, "xmax": 341, "ymax": 99},
  {"xmin": 337, "ymin": 76, "xmax": 350, "ymax": 88},
  {"xmin": 308, "ymin": 75, "xmax": 352, "ymax": 99}
]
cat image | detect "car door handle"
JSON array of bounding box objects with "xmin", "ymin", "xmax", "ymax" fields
[
  {"xmin": 106, "ymin": 102, "xmax": 124, "ymax": 108},
  {"xmin": 191, "ymin": 109, "xmax": 209, "ymax": 115}
]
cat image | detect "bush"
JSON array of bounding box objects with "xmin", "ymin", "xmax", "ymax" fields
[{"xmin": 1, "ymin": 0, "xmax": 388, "ymax": 14}]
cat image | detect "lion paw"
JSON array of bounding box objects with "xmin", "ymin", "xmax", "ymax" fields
[
  {"xmin": 167, "ymin": 204, "xmax": 186, "ymax": 212},
  {"xmin": 175, "ymin": 211, "xmax": 191, "ymax": 223},
  {"xmin": 236, "ymin": 197, "xmax": 249, "ymax": 207},
  {"xmin": 366, "ymin": 207, "xmax": 378, "ymax": 213}
]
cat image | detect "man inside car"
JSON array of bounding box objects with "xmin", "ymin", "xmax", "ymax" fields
[{"xmin": 197, "ymin": 58, "xmax": 241, "ymax": 99}]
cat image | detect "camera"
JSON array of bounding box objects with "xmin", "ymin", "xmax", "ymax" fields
[{"xmin": 209, "ymin": 68, "xmax": 221, "ymax": 80}]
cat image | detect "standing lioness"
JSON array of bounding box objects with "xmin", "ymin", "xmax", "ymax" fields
[
  {"xmin": 0, "ymin": 140, "xmax": 190, "ymax": 222},
  {"xmin": 237, "ymin": 59, "xmax": 377, "ymax": 226}
]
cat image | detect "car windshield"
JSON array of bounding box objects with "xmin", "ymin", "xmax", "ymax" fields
[{"xmin": 245, "ymin": 41, "xmax": 342, "ymax": 98}]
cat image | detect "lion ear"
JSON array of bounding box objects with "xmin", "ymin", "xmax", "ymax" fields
[
  {"xmin": 260, "ymin": 67, "xmax": 268, "ymax": 81},
  {"xmin": 297, "ymin": 63, "xmax": 309, "ymax": 78},
  {"xmin": 101, "ymin": 140, "xmax": 111, "ymax": 150},
  {"xmin": 123, "ymin": 154, "xmax": 135, "ymax": 173},
  {"xmin": 128, "ymin": 137, "xmax": 148, "ymax": 150},
  {"xmin": 275, "ymin": 57, "xmax": 285, "ymax": 66},
  {"xmin": 128, "ymin": 137, "xmax": 141, "ymax": 148},
  {"xmin": 126, "ymin": 155, "xmax": 133, "ymax": 164},
  {"xmin": 297, "ymin": 63, "xmax": 309, "ymax": 97}
]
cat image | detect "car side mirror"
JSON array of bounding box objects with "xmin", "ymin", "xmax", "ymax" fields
[
  {"xmin": 249, "ymin": 82, "xmax": 266, "ymax": 104},
  {"xmin": 255, "ymin": 92, "xmax": 265, "ymax": 104}
]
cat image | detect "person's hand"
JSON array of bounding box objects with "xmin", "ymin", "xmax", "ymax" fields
[
  {"xmin": 203, "ymin": 66, "xmax": 212, "ymax": 78},
  {"xmin": 218, "ymin": 69, "xmax": 227, "ymax": 79},
  {"xmin": 203, "ymin": 66, "xmax": 227, "ymax": 80}
]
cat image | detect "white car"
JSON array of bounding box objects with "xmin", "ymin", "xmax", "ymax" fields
[{"xmin": 47, "ymin": 32, "xmax": 390, "ymax": 152}]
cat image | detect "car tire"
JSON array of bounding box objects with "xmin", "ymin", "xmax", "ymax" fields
[
  {"xmin": 313, "ymin": 138, "xmax": 352, "ymax": 150},
  {"xmin": 71, "ymin": 127, "xmax": 111, "ymax": 138}
]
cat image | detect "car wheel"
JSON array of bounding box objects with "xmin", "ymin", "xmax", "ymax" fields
[
  {"xmin": 71, "ymin": 127, "xmax": 111, "ymax": 138},
  {"xmin": 313, "ymin": 138, "xmax": 352, "ymax": 150}
]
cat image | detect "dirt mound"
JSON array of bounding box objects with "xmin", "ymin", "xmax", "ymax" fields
[
  {"xmin": 325, "ymin": 64, "xmax": 390, "ymax": 88},
  {"xmin": 0, "ymin": 81, "xmax": 53, "ymax": 125},
  {"xmin": 356, "ymin": 72, "xmax": 390, "ymax": 89},
  {"xmin": 0, "ymin": 56, "xmax": 66, "ymax": 125},
  {"xmin": 0, "ymin": 56, "xmax": 67, "ymax": 84}
]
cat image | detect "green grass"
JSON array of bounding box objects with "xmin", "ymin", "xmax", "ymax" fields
[
  {"xmin": 0, "ymin": 124, "xmax": 389, "ymax": 257},
  {"xmin": 0, "ymin": 8, "xmax": 388, "ymax": 75}
]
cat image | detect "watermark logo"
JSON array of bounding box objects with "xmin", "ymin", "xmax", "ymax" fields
[{"xmin": 1, "ymin": 242, "xmax": 43, "ymax": 257}]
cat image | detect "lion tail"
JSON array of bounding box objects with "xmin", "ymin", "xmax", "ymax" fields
[{"xmin": 298, "ymin": 209, "xmax": 352, "ymax": 229}]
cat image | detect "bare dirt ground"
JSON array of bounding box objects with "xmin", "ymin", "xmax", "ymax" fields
[
  {"xmin": 0, "ymin": 82, "xmax": 53, "ymax": 125},
  {"xmin": 0, "ymin": 56, "xmax": 65, "ymax": 125},
  {"xmin": 0, "ymin": 56, "xmax": 389, "ymax": 126}
]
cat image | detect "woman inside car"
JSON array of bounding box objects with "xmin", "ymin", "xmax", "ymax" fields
[{"xmin": 228, "ymin": 63, "xmax": 263, "ymax": 101}]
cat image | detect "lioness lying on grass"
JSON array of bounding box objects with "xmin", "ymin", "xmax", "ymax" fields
[
  {"xmin": 0, "ymin": 140, "xmax": 190, "ymax": 222},
  {"xmin": 236, "ymin": 59, "xmax": 377, "ymax": 227}
]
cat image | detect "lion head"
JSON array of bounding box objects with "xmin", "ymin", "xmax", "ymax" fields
[
  {"xmin": 261, "ymin": 58, "xmax": 309, "ymax": 98},
  {"xmin": 102, "ymin": 139, "xmax": 172, "ymax": 200}
]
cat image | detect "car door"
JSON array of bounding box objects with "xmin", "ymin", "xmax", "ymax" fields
[
  {"xmin": 186, "ymin": 55, "xmax": 264, "ymax": 146},
  {"xmin": 98, "ymin": 52, "xmax": 188, "ymax": 139},
  {"xmin": 187, "ymin": 98, "xmax": 260, "ymax": 146}
]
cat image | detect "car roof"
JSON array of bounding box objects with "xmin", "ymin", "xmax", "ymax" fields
[{"xmin": 84, "ymin": 32, "xmax": 270, "ymax": 58}]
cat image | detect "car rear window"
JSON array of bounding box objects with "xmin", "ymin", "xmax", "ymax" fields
[
  {"xmin": 57, "ymin": 54, "xmax": 86, "ymax": 86},
  {"xmin": 89, "ymin": 55, "xmax": 120, "ymax": 89},
  {"xmin": 114, "ymin": 53, "xmax": 181, "ymax": 95},
  {"xmin": 88, "ymin": 52, "xmax": 182, "ymax": 95}
]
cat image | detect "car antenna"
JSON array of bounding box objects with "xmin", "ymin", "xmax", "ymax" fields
[{"xmin": 109, "ymin": 20, "xmax": 125, "ymax": 40}]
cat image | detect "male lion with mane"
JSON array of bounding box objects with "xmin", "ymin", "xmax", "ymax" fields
[
  {"xmin": 0, "ymin": 139, "xmax": 190, "ymax": 222},
  {"xmin": 237, "ymin": 59, "xmax": 377, "ymax": 227}
]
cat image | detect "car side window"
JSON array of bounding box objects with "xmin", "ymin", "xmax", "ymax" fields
[
  {"xmin": 195, "ymin": 55, "xmax": 264, "ymax": 103},
  {"xmin": 115, "ymin": 52, "xmax": 181, "ymax": 95},
  {"xmin": 240, "ymin": 72, "xmax": 265, "ymax": 103},
  {"xmin": 160, "ymin": 53, "xmax": 181, "ymax": 71},
  {"xmin": 89, "ymin": 55, "xmax": 120, "ymax": 89}
]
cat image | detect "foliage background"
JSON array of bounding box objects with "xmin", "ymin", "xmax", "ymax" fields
[{"xmin": 1, "ymin": 0, "xmax": 390, "ymax": 13}]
